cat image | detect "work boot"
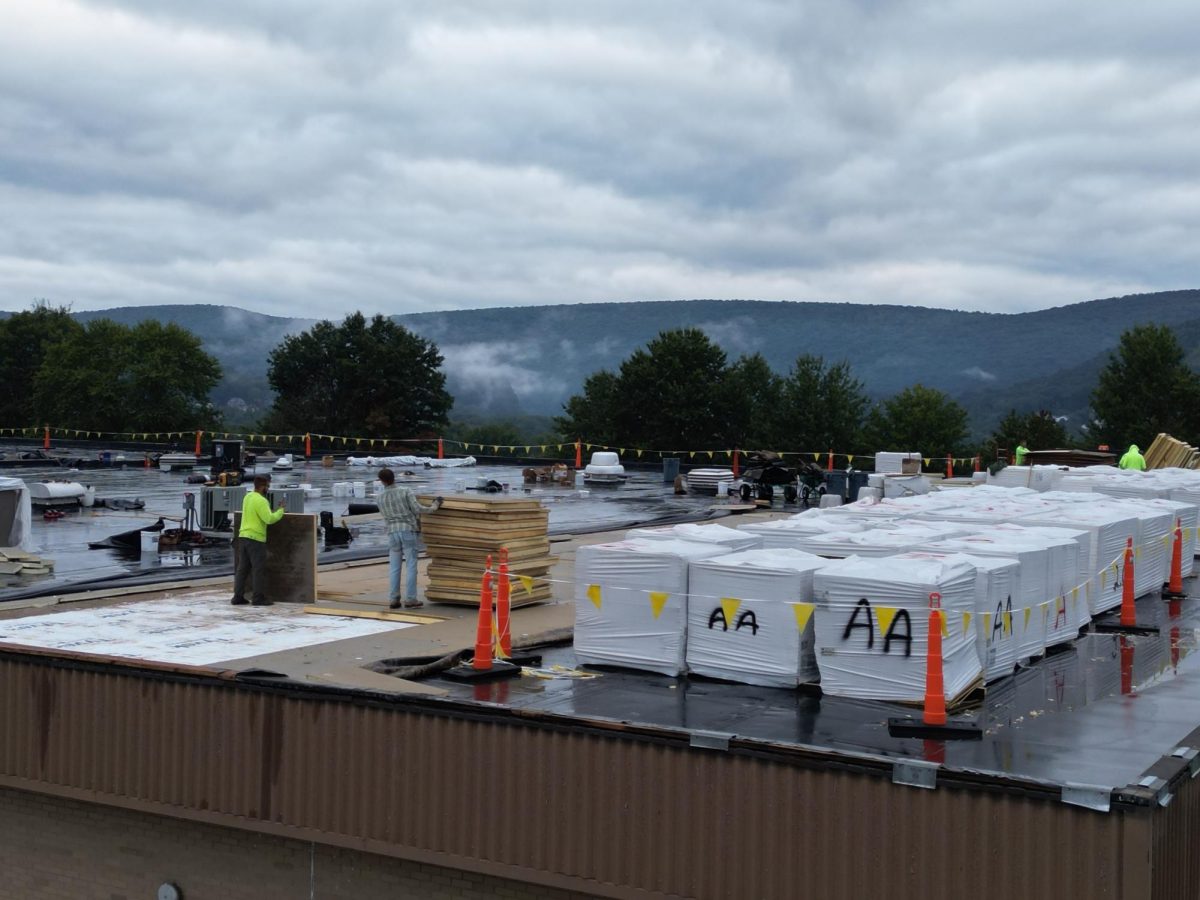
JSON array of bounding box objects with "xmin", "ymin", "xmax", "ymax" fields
[
  {"xmin": 230, "ymin": 596, "xmax": 248, "ymax": 606},
  {"xmin": 251, "ymin": 598, "xmax": 274, "ymax": 606},
  {"xmin": 388, "ymin": 598, "xmax": 402, "ymax": 610}
]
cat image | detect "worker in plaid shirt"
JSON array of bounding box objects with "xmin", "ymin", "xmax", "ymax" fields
[{"xmin": 377, "ymin": 467, "xmax": 443, "ymax": 608}]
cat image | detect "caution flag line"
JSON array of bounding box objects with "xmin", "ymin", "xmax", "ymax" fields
[{"xmin": 480, "ymin": 539, "xmax": 1174, "ymax": 636}]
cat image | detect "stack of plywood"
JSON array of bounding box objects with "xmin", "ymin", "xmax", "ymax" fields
[
  {"xmin": 420, "ymin": 496, "xmax": 553, "ymax": 606},
  {"xmin": 0, "ymin": 549, "xmax": 54, "ymax": 577},
  {"xmin": 1144, "ymin": 433, "xmax": 1200, "ymax": 470}
]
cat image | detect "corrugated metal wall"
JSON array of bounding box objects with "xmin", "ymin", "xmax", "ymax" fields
[
  {"xmin": 0, "ymin": 653, "xmax": 1160, "ymax": 900},
  {"xmin": 1153, "ymin": 766, "xmax": 1200, "ymax": 900}
]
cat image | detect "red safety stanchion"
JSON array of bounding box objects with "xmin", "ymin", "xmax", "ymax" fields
[
  {"xmin": 575, "ymin": 439, "xmax": 582, "ymax": 469},
  {"xmin": 974, "ymin": 456, "xmax": 981, "ymax": 473},
  {"xmin": 945, "ymin": 454, "xmax": 953, "ymax": 479},
  {"xmin": 888, "ymin": 592, "xmax": 981, "ymax": 739},
  {"xmin": 437, "ymin": 437, "xmax": 444, "ymax": 460},
  {"xmin": 43, "ymin": 426, "xmax": 50, "ymax": 450},
  {"xmin": 304, "ymin": 433, "xmax": 312, "ymax": 460},
  {"xmin": 826, "ymin": 450, "xmax": 833, "ymax": 472},
  {"xmin": 732, "ymin": 449, "xmax": 739, "ymax": 478},
  {"xmin": 194, "ymin": 430, "xmax": 203, "ymax": 456},
  {"xmin": 496, "ymin": 549, "xmax": 512, "ymax": 659},
  {"xmin": 1164, "ymin": 518, "xmax": 1187, "ymax": 600}
]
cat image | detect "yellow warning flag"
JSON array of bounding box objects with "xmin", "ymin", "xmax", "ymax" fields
[
  {"xmin": 518, "ymin": 575, "xmax": 535, "ymax": 596},
  {"xmin": 940, "ymin": 611, "xmax": 949, "ymax": 638},
  {"xmin": 636, "ymin": 449, "xmax": 643, "ymax": 457},
  {"xmin": 1003, "ymin": 611, "xmax": 1013, "ymax": 635},
  {"xmin": 875, "ymin": 606, "xmax": 899, "ymax": 636},
  {"xmin": 812, "ymin": 452, "xmax": 820, "ymax": 461},
  {"xmin": 1024, "ymin": 607, "xmax": 1032, "ymax": 629},
  {"xmin": 525, "ymin": 446, "xmax": 531, "ymax": 454},
  {"xmin": 539, "ymin": 445, "xmax": 547, "ymax": 452},
  {"xmin": 618, "ymin": 448, "xmax": 625, "ymax": 455},
  {"xmin": 1101, "ymin": 570, "xmax": 1107, "ymax": 589},
  {"xmin": 792, "ymin": 602, "xmax": 815, "ymax": 632},
  {"xmin": 586, "ymin": 444, "xmax": 594, "ymax": 450},
  {"xmin": 982, "ymin": 611, "xmax": 993, "ymax": 641},
  {"xmin": 586, "ymin": 584, "xmax": 602, "ymax": 609},
  {"xmin": 847, "ymin": 455, "xmax": 854, "ymax": 465},
  {"xmin": 962, "ymin": 611, "xmax": 972, "ymax": 635},
  {"xmin": 923, "ymin": 458, "xmax": 931, "ymax": 467},
  {"xmin": 720, "ymin": 597, "xmax": 741, "ymax": 625},
  {"xmin": 649, "ymin": 591, "xmax": 669, "ymax": 619},
  {"xmin": 1135, "ymin": 545, "xmax": 1142, "ymax": 558},
  {"xmin": 557, "ymin": 443, "xmax": 564, "ymax": 451},
  {"xmin": 689, "ymin": 451, "xmax": 696, "ymax": 458},
  {"xmin": 492, "ymin": 445, "xmax": 499, "ymax": 453},
  {"xmin": 705, "ymin": 450, "xmax": 713, "ymax": 458},
  {"xmin": 1163, "ymin": 535, "xmax": 1172, "ymax": 549}
]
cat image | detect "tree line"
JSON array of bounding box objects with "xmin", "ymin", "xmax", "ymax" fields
[{"xmin": 1, "ymin": 302, "xmax": 1196, "ymax": 457}]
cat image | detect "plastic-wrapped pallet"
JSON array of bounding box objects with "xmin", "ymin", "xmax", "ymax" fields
[
  {"xmin": 736, "ymin": 517, "xmax": 866, "ymax": 549},
  {"xmin": 987, "ymin": 524, "xmax": 1087, "ymax": 642},
  {"xmin": 874, "ymin": 451, "xmax": 922, "ymax": 474},
  {"xmin": 987, "ymin": 465, "xmax": 1064, "ymax": 492},
  {"xmin": 626, "ymin": 522, "xmax": 762, "ymax": 552},
  {"xmin": 1019, "ymin": 506, "xmax": 1138, "ymax": 615},
  {"xmin": 788, "ymin": 529, "xmax": 928, "ymax": 559},
  {"xmin": 1136, "ymin": 498, "xmax": 1198, "ymax": 576},
  {"xmin": 923, "ymin": 536, "xmax": 1050, "ymax": 660},
  {"xmin": 686, "ymin": 549, "xmax": 829, "ymax": 687},
  {"xmin": 575, "ymin": 539, "xmax": 731, "ymax": 676},
  {"xmin": 1092, "ymin": 501, "xmax": 1173, "ymax": 598},
  {"xmin": 812, "ymin": 555, "xmax": 981, "ymax": 702},
  {"xmin": 894, "ymin": 551, "xmax": 1020, "ymax": 682}
]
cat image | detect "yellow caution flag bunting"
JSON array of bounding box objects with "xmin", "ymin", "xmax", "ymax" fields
[
  {"xmin": 1003, "ymin": 610, "xmax": 1013, "ymax": 636},
  {"xmin": 875, "ymin": 606, "xmax": 899, "ymax": 636},
  {"xmin": 518, "ymin": 575, "xmax": 535, "ymax": 596},
  {"xmin": 1024, "ymin": 607, "xmax": 1032, "ymax": 630},
  {"xmin": 586, "ymin": 584, "xmax": 602, "ymax": 609},
  {"xmin": 962, "ymin": 611, "xmax": 972, "ymax": 635},
  {"xmin": 720, "ymin": 597, "xmax": 741, "ymax": 625},
  {"xmin": 649, "ymin": 592, "xmax": 670, "ymax": 619},
  {"xmin": 792, "ymin": 602, "xmax": 815, "ymax": 632},
  {"xmin": 982, "ymin": 612, "xmax": 993, "ymax": 641}
]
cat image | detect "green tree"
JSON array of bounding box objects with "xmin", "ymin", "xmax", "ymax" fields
[
  {"xmin": 612, "ymin": 328, "xmax": 729, "ymax": 449},
  {"xmin": 1089, "ymin": 324, "xmax": 1200, "ymax": 449},
  {"xmin": 984, "ymin": 409, "xmax": 1070, "ymax": 460},
  {"xmin": 781, "ymin": 354, "xmax": 868, "ymax": 453},
  {"xmin": 0, "ymin": 302, "xmax": 82, "ymax": 426},
  {"xmin": 719, "ymin": 353, "xmax": 785, "ymax": 450},
  {"xmin": 862, "ymin": 384, "xmax": 970, "ymax": 457},
  {"xmin": 33, "ymin": 319, "xmax": 222, "ymax": 431},
  {"xmin": 554, "ymin": 370, "xmax": 621, "ymax": 445},
  {"xmin": 264, "ymin": 312, "xmax": 452, "ymax": 437}
]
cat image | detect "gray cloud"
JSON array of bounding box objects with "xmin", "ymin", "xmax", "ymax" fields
[{"xmin": 1, "ymin": 0, "xmax": 1196, "ymax": 318}]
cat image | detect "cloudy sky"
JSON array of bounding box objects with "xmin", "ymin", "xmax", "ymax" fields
[{"xmin": 1, "ymin": 0, "xmax": 1197, "ymax": 318}]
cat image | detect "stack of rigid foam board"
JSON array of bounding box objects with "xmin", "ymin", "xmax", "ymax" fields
[
  {"xmin": 1144, "ymin": 433, "xmax": 1200, "ymax": 470},
  {"xmin": 421, "ymin": 496, "xmax": 553, "ymax": 606},
  {"xmin": 0, "ymin": 549, "xmax": 54, "ymax": 576}
]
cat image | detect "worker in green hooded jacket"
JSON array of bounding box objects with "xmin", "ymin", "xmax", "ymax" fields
[{"xmin": 1119, "ymin": 444, "xmax": 1147, "ymax": 471}]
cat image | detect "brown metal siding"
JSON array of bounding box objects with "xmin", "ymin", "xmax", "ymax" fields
[
  {"xmin": 0, "ymin": 653, "xmax": 1160, "ymax": 900},
  {"xmin": 1152, "ymin": 767, "xmax": 1200, "ymax": 900}
]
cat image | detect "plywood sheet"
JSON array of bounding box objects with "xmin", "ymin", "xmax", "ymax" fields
[{"xmin": 232, "ymin": 512, "xmax": 318, "ymax": 604}]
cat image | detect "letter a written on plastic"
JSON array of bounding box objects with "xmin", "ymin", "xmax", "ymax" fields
[{"xmin": 842, "ymin": 598, "xmax": 875, "ymax": 649}]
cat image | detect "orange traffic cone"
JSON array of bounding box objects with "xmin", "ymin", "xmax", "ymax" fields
[
  {"xmin": 1097, "ymin": 536, "xmax": 1159, "ymax": 635},
  {"xmin": 888, "ymin": 591, "xmax": 981, "ymax": 739},
  {"xmin": 194, "ymin": 430, "xmax": 203, "ymax": 456},
  {"xmin": 472, "ymin": 556, "xmax": 495, "ymax": 671},
  {"xmin": 732, "ymin": 449, "xmax": 739, "ymax": 478},
  {"xmin": 826, "ymin": 450, "xmax": 833, "ymax": 472},
  {"xmin": 496, "ymin": 548, "xmax": 512, "ymax": 658},
  {"xmin": 437, "ymin": 437, "xmax": 444, "ymax": 460},
  {"xmin": 1164, "ymin": 518, "xmax": 1187, "ymax": 600},
  {"xmin": 304, "ymin": 433, "xmax": 312, "ymax": 459},
  {"xmin": 1120, "ymin": 538, "xmax": 1136, "ymax": 627}
]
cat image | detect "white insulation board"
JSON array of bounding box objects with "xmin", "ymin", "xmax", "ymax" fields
[
  {"xmin": 812, "ymin": 555, "xmax": 981, "ymax": 703},
  {"xmin": 686, "ymin": 549, "xmax": 828, "ymax": 687}
]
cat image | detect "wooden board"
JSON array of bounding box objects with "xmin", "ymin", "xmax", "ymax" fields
[
  {"xmin": 232, "ymin": 512, "xmax": 318, "ymax": 604},
  {"xmin": 302, "ymin": 605, "xmax": 442, "ymax": 625}
]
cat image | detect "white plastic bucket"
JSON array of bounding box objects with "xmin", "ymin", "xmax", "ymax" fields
[
  {"xmin": 352, "ymin": 481, "xmax": 366, "ymax": 498},
  {"xmin": 140, "ymin": 531, "xmax": 159, "ymax": 554},
  {"xmin": 82, "ymin": 485, "xmax": 96, "ymax": 508}
]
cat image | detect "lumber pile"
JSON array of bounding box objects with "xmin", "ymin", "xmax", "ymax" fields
[
  {"xmin": 420, "ymin": 496, "xmax": 553, "ymax": 606},
  {"xmin": 0, "ymin": 549, "xmax": 54, "ymax": 577},
  {"xmin": 1144, "ymin": 433, "xmax": 1200, "ymax": 470}
]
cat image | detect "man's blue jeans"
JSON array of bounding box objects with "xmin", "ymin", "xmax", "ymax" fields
[{"xmin": 388, "ymin": 529, "xmax": 420, "ymax": 602}]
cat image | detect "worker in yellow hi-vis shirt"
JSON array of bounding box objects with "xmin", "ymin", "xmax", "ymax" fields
[
  {"xmin": 1119, "ymin": 444, "xmax": 1147, "ymax": 471},
  {"xmin": 230, "ymin": 474, "xmax": 286, "ymax": 606}
]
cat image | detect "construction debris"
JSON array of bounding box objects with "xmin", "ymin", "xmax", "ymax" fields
[
  {"xmin": 0, "ymin": 549, "xmax": 55, "ymax": 577},
  {"xmin": 420, "ymin": 496, "xmax": 554, "ymax": 606}
]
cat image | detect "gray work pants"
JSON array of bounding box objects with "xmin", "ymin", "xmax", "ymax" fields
[{"xmin": 232, "ymin": 537, "xmax": 269, "ymax": 604}]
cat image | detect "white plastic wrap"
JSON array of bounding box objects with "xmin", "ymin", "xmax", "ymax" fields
[
  {"xmin": 626, "ymin": 522, "xmax": 762, "ymax": 551},
  {"xmin": 345, "ymin": 455, "xmax": 477, "ymax": 468},
  {"xmin": 736, "ymin": 517, "xmax": 866, "ymax": 549},
  {"xmin": 812, "ymin": 555, "xmax": 981, "ymax": 702},
  {"xmin": 924, "ymin": 536, "xmax": 1049, "ymax": 660},
  {"xmin": 987, "ymin": 465, "xmax": 1064, "ymax": 492},
  {"xmin": 686, "ymin": 549, "xmax": 829, "ymax": 687},
  {"xmin": 987, "ymin": 524, "xmax": 1086, "ymax": 643},
  {"xmin": 1135, "ymin": 498, "xmax": 1198, "ymax": 577},
  {"xmin": 1019, "ymin": 507, "xmax": 1138, "ymax": 616},
  {"xmin": 895, "ymin": 551, "xmax": 1020, "ymax": 682},
  {"xmin": 874, "ymin": 451, "xmax": 922, "ymax": 474},
  {"xmin": 0, "ymin": 477, "xmax": 33, "ymax": 551},
  {"xmin": 574, "ymin": 539, "xmax": 731, "ymax": 676},
  {"xmin": 1091, "ymin": 501, "xmax": 1172, "ymax": 598},
  {"xmin": 788, "ymin": 529, "xmax": 927, "ymax": 559}
]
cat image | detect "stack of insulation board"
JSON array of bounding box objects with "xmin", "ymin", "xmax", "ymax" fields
[
  {"xmin": 894, "ymin": 550, "xmax": 1020, "ymax": 683},
  {"xmin": 812, "ymin": 555, "xmax": 981, "ymax": 703},
  {"xmin": 686, "ymin": 549, "xmax": 828, "ymax": 687},
  {"xmin": 683, "ymin": 468, "xmax": 735, "ymax": 493},
  {"xmin": 574, "ymin": 538, "xmax": 731, "ymax": 676},
  {"xmin": 0, "ymin": 549, "xmax": 54, "ymax": 577},
  {"xmin": 626, "ymin": 522, "xmax": 761, "ymax": 552},
  {"xmin": 1020, "ymin": 503, "xmax": 1138, "ymax": 615},
  {"xmin": 1144, "ymin": 433, "xmax": 1200, "ymax": 469},
  {"xmin": 420, "ymin": 496, "xmax": 553, "ymax": 606},
  {"xmin": 737, "ymin": 516, "xmax": 867, "ymax": 548}
]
